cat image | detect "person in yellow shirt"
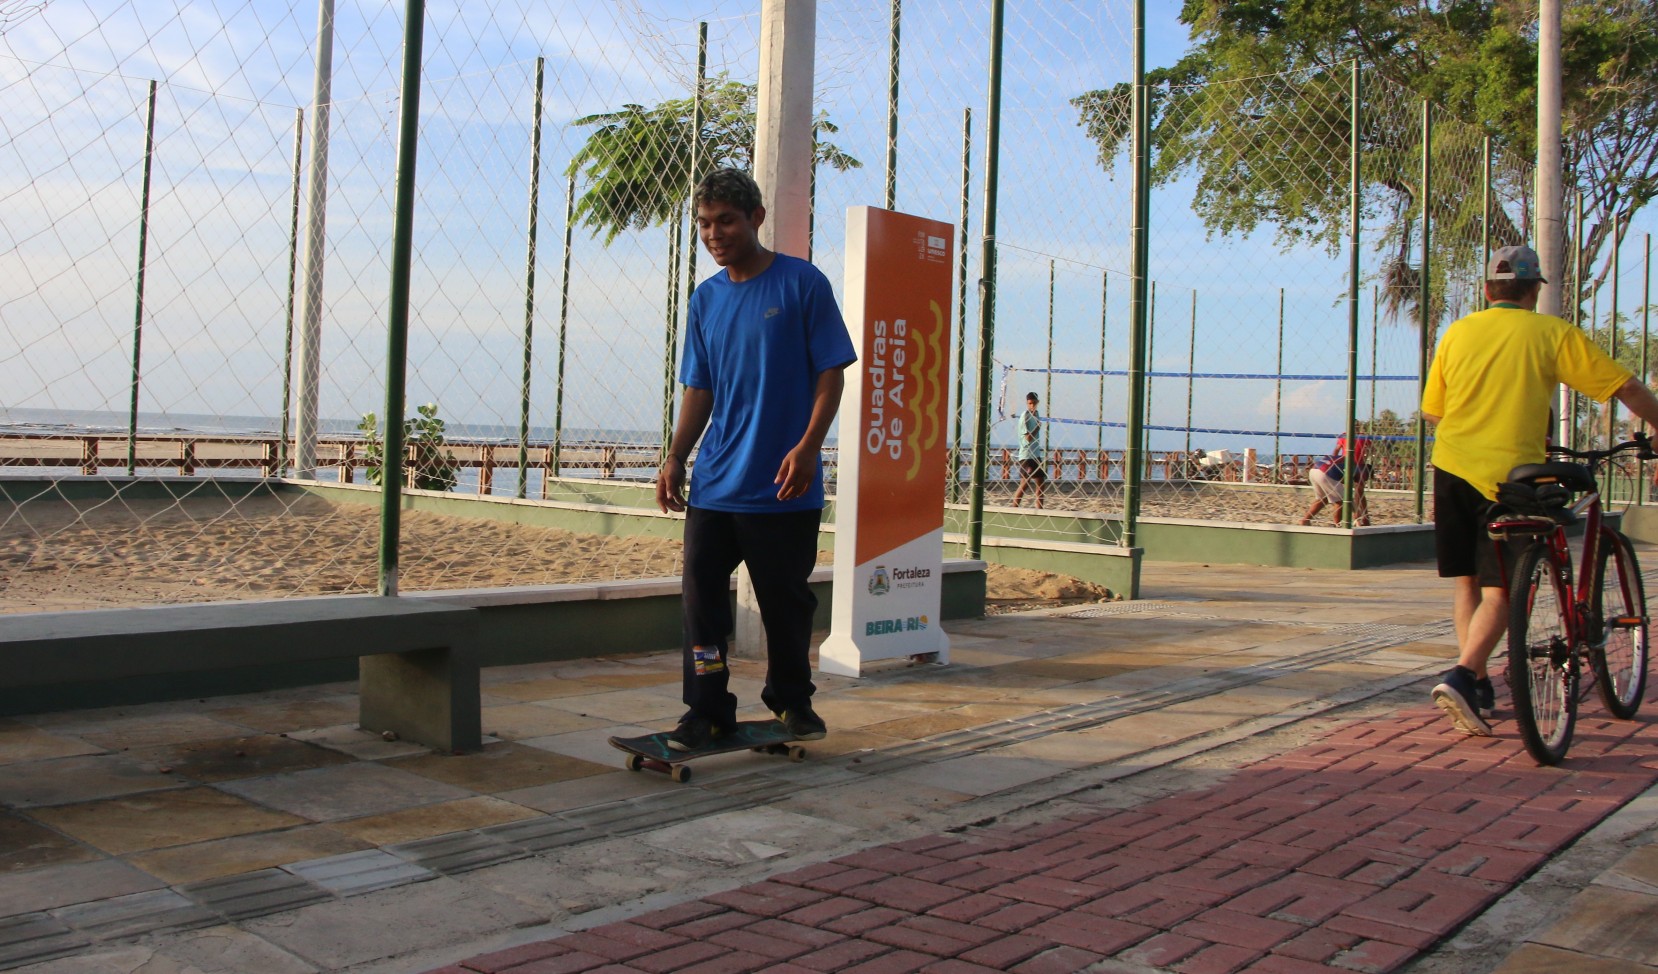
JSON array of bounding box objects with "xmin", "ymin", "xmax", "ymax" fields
[{"xmin": 1422, "ymin": 244, "xmax": 1658, "ymax": 737}]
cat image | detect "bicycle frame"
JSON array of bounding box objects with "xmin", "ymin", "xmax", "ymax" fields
[
  {"xmin": 1493, "ymin": 440, "xmax": 1649, "ymax": 652},
  {"xmin": 1493, "ymin": 505, "xmax": 1596, "ymax": 652}
]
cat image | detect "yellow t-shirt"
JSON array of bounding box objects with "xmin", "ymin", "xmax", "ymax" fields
[{"xmin": 1423, "ymin": 305, "xmax": 1631, "ymax": 499}]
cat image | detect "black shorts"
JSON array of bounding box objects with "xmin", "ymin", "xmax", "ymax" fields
[
  {"xmin": 1433, "ymin": 468, "xmax": 1514, "ymax": 588},
  {"xmin": 1018, "ymin": 458, "xmax": 1047, "ymax": 481}
]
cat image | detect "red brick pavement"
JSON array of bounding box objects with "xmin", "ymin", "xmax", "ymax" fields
[{"xmin": 433, "ymin": 702, "xmax": 1658, "ymax": 974}]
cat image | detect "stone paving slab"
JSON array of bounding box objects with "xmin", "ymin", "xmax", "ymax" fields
[
  {"xmin": 429, "ymin": 686, "xmax": 1658, "ymax": 974},
  {"xmin": 2, "ymin": 555, "xmax": 1653, "ymax": 972}
]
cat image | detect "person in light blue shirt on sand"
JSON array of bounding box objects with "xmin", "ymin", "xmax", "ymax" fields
[
  {"xmin": 1013, "ymin": 392, "xmax": 1046, "ymax": 508},
  {"xmin": 654, "ymin": 169, "xmax": 857, "ymax": 753}
]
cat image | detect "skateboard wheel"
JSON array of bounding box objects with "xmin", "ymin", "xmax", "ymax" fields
[
  {"xmin": 788, "ymin": 746, "xmax": 806, "ymax": 762},
  {"xmin": 624, "ymin": 754, "xmax": 643, "ymax": 772},
  {"xmin": 671, "ymin": 764, "xmax": 692, "ymax": 783}
]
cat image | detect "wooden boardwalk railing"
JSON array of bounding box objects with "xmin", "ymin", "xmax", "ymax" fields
[{"xmin": 0, "ymin": 434, "xmax": 1420, "ymax": 494}]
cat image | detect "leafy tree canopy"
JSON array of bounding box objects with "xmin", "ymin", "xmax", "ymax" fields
[
  {"xmin": 1074, "ymin": 1, "xmax": 1658, "ymax": 323},
  {"xmin": 566, "ymin": 75, "xmax": 861, "ymax": 243}
]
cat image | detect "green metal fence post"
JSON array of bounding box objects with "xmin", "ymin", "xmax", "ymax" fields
[
  {"xmin": 685, "ymin": 25, "xmax": 705, "ymax": 323},
  {"xmin": 661, "ymin": 217, "xmax": 680, "ymax": 464},
  {"xmin": 378, "ymin": 0, "xmax": 428, "ymax": 597},
  {"xmin": 1610, "ymin": 242, "xmax": 1621, "ymax": 465},
  {"xmin": 1098, "ymin": 271, "xmax": 1107, "ymax": 465},
  {"xmin": 552, "ymin": 170, "xmax": 574, "ymax": 478},
  {"xmin": 1370, "ymin": 287, "xmax": 1379, "ymax": 423},
  {"xmin": 952, "ymin": 107, "xmax": 971, "ymax": 505},
  {"xmin": 127, "ymin": 79, "xmax": 159, "ymax": 477},
  {"xmin": 1643, "ymin": 234, "xmax": 1652, "ymax": 504},
  {"xmin": 517, "ymin": 57, "xmax": 545, "ymax": 499},
  {"xmin": 1414, "ymin": 96, "xmax": 1430, "ymax": 524},
  {"xmin": 1146, "ymin": 281, "xmax": 1157, "ymax": 456},
  {"xmin": 279, "ymin": 107, "xmax": 305, "ymax": 476},
  {"xmin": 662, "ymin": 25, "xmax": 707, "ymax": 467},
  {"xmin": 1572, "ymin": 193, "xmax": 1584, "ymax": 448},
  {"xmin": 1480, "ymin": 135, "xmax": 1491, "ymax": 311},
  {"xmin": 1274, "ymin": 287, "xmax": 1283, "ymax": 472},
  {"xmin": 1343, "ymin": 60, "xmax": 1363, "ymax": 529},
  {"xmin": 1044, "ymin": 259, "xmax": 1054, "ymax": 460},
  {"xmin": 966, "ymin": 0, "xmax": 1004, "ymax": 560},
  {"xmin": 1185, "ymin": 292, "xmax": 1195, "ymax": 456},
  {"xmin": 1592, "ymin": 286, "xmax": 1601, "ymax": 446},
  {"xmin": 1123, "ymin": 0, "xmax": 1150, "ymax": 547}
]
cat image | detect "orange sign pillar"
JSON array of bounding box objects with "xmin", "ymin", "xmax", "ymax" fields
[{"xmin": 821, "ymin": 206, "xmax": 954, "ymax": 677}]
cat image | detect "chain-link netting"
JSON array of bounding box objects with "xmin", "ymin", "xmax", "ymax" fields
[
  {"xmin": 6, "ymin": 2, "xmax": 1658, "ymax": 613},
  {"xmin": 0, "ymin": 2, "xmax": 771, "ymax": 610}
]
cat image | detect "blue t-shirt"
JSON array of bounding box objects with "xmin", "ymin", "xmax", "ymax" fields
[{"xmin": 680, "ymin": 254, "xmax": 856, "ymax": 512}]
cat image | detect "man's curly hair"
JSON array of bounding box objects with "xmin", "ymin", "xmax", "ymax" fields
[{"xmin": 694, "ymin": 168, "xmax": 763, "ymax": 216}]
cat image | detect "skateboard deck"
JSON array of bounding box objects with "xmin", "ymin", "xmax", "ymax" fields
[{"xmin": 609, "ymin": 719, "xmax": 809, "ymax": 783}]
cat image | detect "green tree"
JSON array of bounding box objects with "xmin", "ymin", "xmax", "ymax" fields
[
  {"xmin": 358, "ymin": 403, "xmax": 459, "ymax": 492},
  {"xmin": 565, "ymin": 75, "xmax": 861, "ymax": 242},
  {"xmin": 1357, "ymin": 407, "xmax": 1422, "ymax": 490},
  {"xmin": 1074, "ymin": 1, "xmax": 1658, "ymax": 325}
]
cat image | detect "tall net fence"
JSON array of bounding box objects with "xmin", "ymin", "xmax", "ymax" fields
[
  {"xmin": 0, "ymin": 2, "xmax": 772, "ymax": 610},
  {"xmin": 4, "ymin": 1, "xmax": 1658, "ymax": 613}
]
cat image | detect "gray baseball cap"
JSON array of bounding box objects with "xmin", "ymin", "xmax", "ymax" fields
[{"xmin": 1487, "ymin": 244, "xmax": 1547, "ymax": 283}]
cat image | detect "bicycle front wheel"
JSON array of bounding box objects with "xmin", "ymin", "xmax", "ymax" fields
[
  {"xmin": 1592, "ymin": 530, "xmax": 1648, "ymax": 719},
  {"xmin": 1508, "ymin": 542, "xmax": 1579, "ymax": 766}
]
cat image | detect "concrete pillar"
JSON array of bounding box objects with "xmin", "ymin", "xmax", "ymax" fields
[
  {"xmin": 752, "ymin": 0, "xmax": 815, "ymax": 258},
  {"xmin": 737, "ymin": 0, "xmax": 817, "ymax": 661},
  {"xmin": 294, "ymin": 0, "xmax": 336, "ymax": 479},
  {"xmin": 1537, "ymin": 0, "xmax": 1567, "ymax": 443}
]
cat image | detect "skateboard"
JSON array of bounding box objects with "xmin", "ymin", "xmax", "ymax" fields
[{"xmin": 608, "ymin": 719, "xmax": 809, "ymax": 783}]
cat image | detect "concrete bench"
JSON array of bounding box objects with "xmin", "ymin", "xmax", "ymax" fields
[{"xmin": 0, "ymin": 596, "xmax": 481, "ymax": 752}]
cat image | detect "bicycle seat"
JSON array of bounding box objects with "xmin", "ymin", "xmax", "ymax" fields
[
  {"xmin": 1505, "ymin": 461, "xmax": 1597, "ymax": 492},
  {"xmin": 1495, "ymin": 480, "xmax": 1577, "ymax": 525}
]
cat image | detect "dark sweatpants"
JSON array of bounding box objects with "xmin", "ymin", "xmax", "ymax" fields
[{"xmin": 680, "ymin": 505, "xmax": 821, "ymax": 726}]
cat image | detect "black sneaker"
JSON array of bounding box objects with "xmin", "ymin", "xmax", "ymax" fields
[
  {"xmin": 666, "ymin": 716, "xmax": 724, "ymax": 752},
  {"xmin": 1432, "ymin": 666, "xmax": 1493, "ymax": 737},
  {"xmin": 1474, "ymin": 676, "xmax": 1495, "ymax": 717},
  {"xmin": 776, "ymin": 703, "xmax": 827, "ymax": 741}
]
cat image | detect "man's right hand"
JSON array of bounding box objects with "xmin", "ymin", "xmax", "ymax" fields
[{"xmin": 656, "ymin": 455, "xmax": 687, "ymax": 513}]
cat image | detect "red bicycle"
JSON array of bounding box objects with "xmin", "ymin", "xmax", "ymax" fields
[{"xmin": 1490, "ymin": 433, "xmax": 1654, "ymax": 766}]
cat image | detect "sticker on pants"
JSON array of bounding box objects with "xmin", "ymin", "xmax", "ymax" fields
[{"xmin": 692, "ymin": 645, "xmax": 725, "ymax": 676}]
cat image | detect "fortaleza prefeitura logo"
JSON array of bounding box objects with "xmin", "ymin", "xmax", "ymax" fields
[
  {"xmin": 865, "ymin": 615, "xmax": 929, "ymax": 636},
  {"xmin": 869, "ymin": 564, "xmax": 934, "ymax": 597}
]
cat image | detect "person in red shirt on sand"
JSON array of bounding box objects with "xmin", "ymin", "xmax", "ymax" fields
[{"xmin": 1299, "ymin": 434, "xmax": 1370, "ymax": 526}]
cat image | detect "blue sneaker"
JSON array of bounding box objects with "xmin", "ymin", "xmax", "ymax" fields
[
  {"xmin": 1432, "ymin": 666, "xmax": 1492, "ymax": 737},
  {"xmin": 1475, "ymin": 676, "xmax": 1495, "ymax": 717}
]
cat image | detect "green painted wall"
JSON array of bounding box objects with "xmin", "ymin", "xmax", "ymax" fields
[
  {"xmin": 0, "ymin": 569, "xmax": 988, "ymax": 715},
  {"xmin": 1619, "ymin": 506, "xmax": 1658, "ymax": 544},
  {"xmin": 0, "ymin": 477, "xmax": 277, "ymax": 504}
]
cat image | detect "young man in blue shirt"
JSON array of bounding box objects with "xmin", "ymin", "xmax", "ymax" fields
[{"xmin": 655, "ymin": 169, "xmax": 857, "ymax": 751}]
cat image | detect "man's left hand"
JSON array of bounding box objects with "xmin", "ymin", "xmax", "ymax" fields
[{"xmin": 774, "ymin": 445, "xmax": 814, "ymax": 501}]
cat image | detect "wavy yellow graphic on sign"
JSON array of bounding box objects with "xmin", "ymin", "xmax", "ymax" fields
[{"xmin": 904, "ymin": 300, "xmax": 947, "ymax": 481}]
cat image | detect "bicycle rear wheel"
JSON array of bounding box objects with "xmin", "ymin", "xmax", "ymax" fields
[
  {"xmin": 1592, "ymin": 530, "xmax": 1648, "ymax": 719},
  {"xmin": 1507, "ymin": 542, "xmax": 1578, "ymax": 765}
]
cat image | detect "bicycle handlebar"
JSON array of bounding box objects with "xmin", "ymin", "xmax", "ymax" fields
[{"xmin": 1547, "ymin": 430, "xmax": 1658, "ymax": 464}]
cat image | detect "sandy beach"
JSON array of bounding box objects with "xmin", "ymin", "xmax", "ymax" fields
[{"xmin": 0, "ymin": 493, "xmax": 1116, "ymax": 614}]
